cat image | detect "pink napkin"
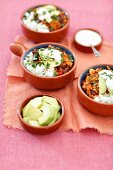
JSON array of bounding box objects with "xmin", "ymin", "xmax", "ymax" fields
[{"xmin": 3, "ymin": 35, "xmax": 113, "ymax": 134}]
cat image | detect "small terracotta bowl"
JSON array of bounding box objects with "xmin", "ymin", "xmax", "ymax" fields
[
  {"xmin": 10, "ymin": 42, "xmax": 77, "ymax": 90},
  {"xmin": 17, "ymin": 94, "xmax": 64, "ymax": 134},
  {"xmin": 77, "ymin": 64, "xmax": 113, "ymax": 115},
  {"xmin": 21, "ymin": 4, "xmax": 70, "ymax": 43},
  {"xmin": 73, "ymin": 28, "xmax": 103, "ymax": 53}
]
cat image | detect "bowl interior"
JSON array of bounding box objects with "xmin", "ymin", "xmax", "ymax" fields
[
  {"xmin": 80, "ymin": 64, "xmax": 113, "ymax": 91},
  {"xmin": 74, "ymin": 28, "xmax": 103, "ymax": 47},
  {"xmin": 22, "ymin": 43, "xmax": 76, "ymax": 76},
  {"xmin": 21, "ymin": 4, "xmax": 69, "ymax": 33}
]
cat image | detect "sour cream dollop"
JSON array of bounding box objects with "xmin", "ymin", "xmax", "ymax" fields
[{"xmin": 75, "ymin": 30, "xmax": 102, "ymax": 46}]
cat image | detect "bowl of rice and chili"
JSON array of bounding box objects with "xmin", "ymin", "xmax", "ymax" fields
[
  {"xmin": 77, "ymin": 64, "xmax": 113, "ymax": 115},
  {"xmin": 10, "ymin": 42, "xmax": 77, "ymax": 90},
  {"xmin": 21, "ymin": 4, "xmax": 69, "ymax": 43}
]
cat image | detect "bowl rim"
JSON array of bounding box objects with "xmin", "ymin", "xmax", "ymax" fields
[
  {"xmin": 17, "ymin": 94, "xmax": 65, "ymax": 130},
  {"xmin": 78, "ymin": 64, "xmax": 113, "ymax": 106},
  {"xmin": 21, "ymin": 42, "xmax": 77, "ymax": 79},
  {"xmin": 73, "ymin": 28, "xmax": 103, "ymax": 48},
  {"xmin": 21, "ymin": 3, "xmax": 70, "ymax": 34}
]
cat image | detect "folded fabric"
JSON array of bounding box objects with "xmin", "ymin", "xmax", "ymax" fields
[{"xmin": 3, "ymin": 35, "xmax": 113, "ymax": 135}]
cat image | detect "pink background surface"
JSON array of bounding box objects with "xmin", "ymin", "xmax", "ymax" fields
[{"xmin": 0, "ymin": 0, "xmax": 113, "ymax": 170}]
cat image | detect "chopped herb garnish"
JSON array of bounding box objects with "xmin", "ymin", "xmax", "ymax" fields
[
  {"xmin": 101, "ymin": 72, "xmax": 107, "ymax": 76},
  {"xmin": 33, "ymin": 52, "xmax": 39, "ymax": 61},
  {"xmin": 101, "ymin": 72, "xmax": 113, "ymax": 79},
  {"xmin": 107, "ymin": 74, "xmax": 113, "ymax": 79},
  {"xmin": 52, "ymin": 15, "xmax": 58, "ymax": 20},
  {"xmin": 32, "ymin": 63, "xmax": 37, "ymax": 68},
  {"xmin": 50, "ymin": 49, "xmax": 54, "ymax": 53},
  {"xmin": 42, "ymin": 11, "xmax": 47, "ymax": 15},
  {"xmin": 48, "ymin": 9, "xmax": 54, "ymax": 13},
  {"xmin": 53, "ymin": 71, "xmax": 57, "ymax": 77},
  {"xmin": 55, "ymin": 62, "xmax": 59, "ymax": 65},
  {"xmin": 61, "ymin": 58, "xmax": 64, "ymax": 63},
  {"xmin": 38, "ymin": 62, "xmax": 44, "ymax": 66},
  {"xmin": 68, "ymin": 54, "xmax": 73, "ymax": 60},
  {"xmin": 46, "ymin": 62, "xmax": 51, "ymax": 69},
  {"xmin": 49, "ymin": 27, "xmax": 54, "ymax": 31}
]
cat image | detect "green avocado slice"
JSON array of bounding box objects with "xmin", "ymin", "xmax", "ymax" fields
[
  {"xmin": 30, "ymin": 97, "xmax": 43, "ymax": 108},
  {"xmin": 49, "ymin": 110, "xmax": 58, "ymax": 125},
  {"xmin": 43, "ymin": 96, "xmax": 60, "ymax": 112},
  {"xmin": 23, "ymin": 116, "xmax": 30, "ymax": 123},
  {"xmin": 38, "ymin": 103, "xmax": 54, "ymax": 126},
  {"xmin": 45, "ymin": 5, "xmax": 57, "ymax": 11},
  {"xmin": 22, "ymin": 96, "xmax": 61, "ymax": 127},
  {"xmin": 22, "ymin": 102, "xmax": 42, "ymax": 118},
  {"xmin": 28, "ymin": 120, "xmax": 40, "ymax": 127},
  {"xmin": 99, "ymin": 76, "xmax": 107, "ymax": 95},
  {"xmin": 57, "ymin": 112, "xmax": 61, "ymax": 120}
]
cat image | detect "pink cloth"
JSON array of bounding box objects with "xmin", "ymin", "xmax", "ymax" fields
[{"xmin": 1, "ymin": 0, "xmax": 113, "ymax": 170}]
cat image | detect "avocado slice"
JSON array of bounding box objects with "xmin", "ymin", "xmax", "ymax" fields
[
  {"xmin": 23, "ymin": 116, "xmax": 30, "ymax": 123},
  {"xmin": 49, "ymin": 109, "xmax": 58, "ymax": 125},
  {"xmin": 29, "ymin": 109, "xmax": 42, "ymax": 120},
  {"xmin": 99, "ymin": 76, "xmax": 107, "ymax": 95},
  {"xmin": 22, "ymin": 102, "xmax": 31, "ymax": 117},
  {"xmin": 23, "ymin": 96, "xmax": 61, "ymax": 127},
  {"xmin": 43, "ymin": 96, "xmax": 60, "ymax": 112},
  {"xmin": 38, "ymin": 103, "xmax": 54, "ymax": 126},
  {"xmin": 28, "ymin": 120, "xmax": 40, "ymax": 127},
  {"xmin": 57, "ymin": 112, "xmax": 61, "ymax": 120},
  {"xmin": 30, "ymin": 97, "xmax": 43, "ymax": 108},
  {"xmin": 22, "ymin": 102, "xmax": 42, "ymax": 118},
  {"xmin": 106, "ymin": 79, "xmax": 113, "ymax": 95},
  {"xmin": 45, "ymin": 5, "xmax": 57, "ymax": 11},
  {"xmin": 49, "ymin": 111, "xmax": 61, "ymax": 125}
]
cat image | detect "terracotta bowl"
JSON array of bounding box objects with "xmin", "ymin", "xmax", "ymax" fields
[
  {"xmin": 21, "ymin": 4, "xmax": 70, "ymax": 43},
  {"xmin": 77, "ymin": 64, "xmax": 113, "ymax": 115},
  {"xmin": 73, "ymin": 28, "xmax": 103, "ymax": 53},
  {"xmin": 17, "ymin": 94, "xmax": 64, "ymax": 134},
  {"xmin": 10, "ymin": 42, "xmax": 77, "ymax": 90}
]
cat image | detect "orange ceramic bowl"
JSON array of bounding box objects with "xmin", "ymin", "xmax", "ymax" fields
[
  {"xmin": 77, "ymin": 64, "xmax": 113, "ymax": 115},
  {"xmin": 18, "ymin": 94, "xmax": 64, "ymax": 134},
  {"xmin": 10, "ymin": 42, "xmax": 77, "ymax": 90},
  {"xmin": 73, "ymin": 28, "xmax": 103, "ymax": 53},
  {"xmin": 21, "ymin": 4, "xmax": 70, "ymax": 43}
]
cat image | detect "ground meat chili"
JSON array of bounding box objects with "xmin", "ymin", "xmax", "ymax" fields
[{"xmin": 82, "ymin": 68, "xmax": 102, "ymax": 99}]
